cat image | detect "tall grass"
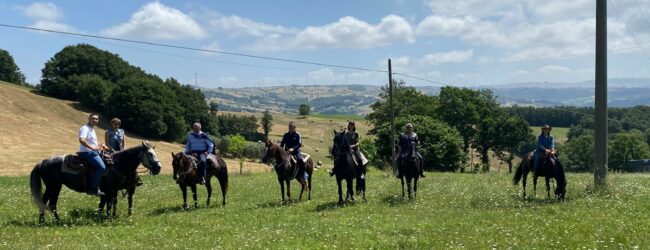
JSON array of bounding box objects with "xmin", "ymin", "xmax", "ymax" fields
[{"xmin": 1, "ymin": 171, "xmax": 648, "ymax": 248}]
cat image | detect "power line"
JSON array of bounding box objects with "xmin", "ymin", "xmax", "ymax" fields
[
  {"xmin": 609, "ymin": 0, "xmax": 650, "ymax": 60},
  {"xmin": 0, "ymin": 23, "xmax": 388, "ymax": 73},
  {"xmin": 633, "ymin": 0, "xmax": 650, "ymax": 27}
]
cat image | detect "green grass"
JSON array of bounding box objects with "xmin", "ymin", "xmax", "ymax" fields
[
  {"xmin": 531, "ymin": 126, "xmax": 569, "ymax": 144},
  {"xmin": 2, "ymin": 171, "xmax": 649, "ymax": 248}
]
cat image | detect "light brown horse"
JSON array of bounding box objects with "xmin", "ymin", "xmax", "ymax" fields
[
  {"xmin": 171, "ymin": 152, "xmax": 228, "ymax": 208},
  {"xmin": 262, "ymin": 140, "xmax": 314, "ymax": 203}
]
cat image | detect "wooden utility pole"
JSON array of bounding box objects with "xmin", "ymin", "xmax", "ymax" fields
[
  {"xmin": 388, "ymin": 59, "xmax": 396, "ymax": 171},
  {"xmin": 594, "ymin": 0, "xmax": 608, "ymax": 186}
]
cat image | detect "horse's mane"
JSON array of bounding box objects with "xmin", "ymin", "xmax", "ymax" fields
[{"xmin": 112, "ymin": 144, "xmax": 146, "ymax": 160}]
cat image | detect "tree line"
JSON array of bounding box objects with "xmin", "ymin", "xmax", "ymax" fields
[{"xmin": 366, "ymin": 81, "xmax": 533, "ymax": 173}]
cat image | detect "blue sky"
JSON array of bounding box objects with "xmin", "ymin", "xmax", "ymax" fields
[{"xmin": 1, "ymin": 0, "xmax": 649, "ymax": 88}]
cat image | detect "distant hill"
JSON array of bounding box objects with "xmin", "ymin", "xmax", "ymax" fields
[{"xmin": 202, "ymin": 78, "xmax": 650, "ymax": 115}]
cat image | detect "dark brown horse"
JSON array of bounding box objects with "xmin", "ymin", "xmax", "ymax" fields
[
  {"xmin": 262, "ymin": 140, "xmax": 314, "ymax": 203},
  {"xmin": 331, "ymin": 130, "xmax": 366, "ymax": 204},
  {"xmin": 171, "ymin": 152, "xmax": 228, "ymax": 208},
  {"xmin": 513, "ymin": 151, "xmax": 567, "ymax": 200},
  {"xmin": 398, "ymin": 141, "xmax": 420, "ymax": 199},
  {"xmin": 30, "ymin": 141, "xmax": 161, "ymax": 224}
]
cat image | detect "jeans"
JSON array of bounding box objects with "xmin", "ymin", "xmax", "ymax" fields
[
  {"xmin": 79, "ymin": 151, "xmax": 106, "ymax": 188},
  {"xmin": 533, "ymin": 150, "xmax": 542, "ymax": 171},
  {"xmin": 191, "ymin": 151, "xmax": 208, "ymax": 178}
]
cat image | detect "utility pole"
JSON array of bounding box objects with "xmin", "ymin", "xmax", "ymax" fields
[
  {"xmin": 594, "ymin": 0, "xmax": 608, "ymax": 186},
  {"xmin": 388, "ymin": 59, "xmax": 396, "ymax": 172}
]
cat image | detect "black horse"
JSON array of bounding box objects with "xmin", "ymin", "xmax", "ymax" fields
[
  {"xmin": 30, "ymin": 141, "xmax": 161, "ymax": 224},
  {"xmin": 513, "ymin": 151, "xmax": 567, "ymax": 200},
  {"xmin": 262, "ymin": 140, "xmax": 314, "ymax": 203},
  {"xmin": 398, "ymin": 141, "xmax": 420, "ymax": 199},
  {"xmin": 331, "ymin": 130, "xmax": 366, "ymax": 205}
]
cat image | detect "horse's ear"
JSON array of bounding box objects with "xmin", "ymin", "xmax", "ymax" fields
[
  {"xmin": 152, "ymin": 145, "xmax": 156, "ymax": 149},
  {"xmin": 333, "ymin": 129, "xmax": 337, "ymax": 135}
]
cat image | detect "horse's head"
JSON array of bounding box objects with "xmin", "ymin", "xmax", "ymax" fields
[
  {"xmin": 140, "ymin": 141, "xmax": 161, "ymax": 175},
  {"xmin": 171, "ymin": 152, "xmax": 182, "ymax": 180},
  {"xmin": 330, "ymin": 129, "xmax": 350, "ymax": 159},
  {"xmin": 262, "ymin": 139, "xmax": 276, "ymax": 163}
]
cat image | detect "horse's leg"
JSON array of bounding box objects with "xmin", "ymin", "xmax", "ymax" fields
[
  {"xmin": 533, "ymin": 174, "xmax": 538, "ymax": 197},
  {"xmin": 39, "ymin": 185, "xmax": 51, "ymax": 224},
  {"xmin": 181, "ymin": 185, "xmax": 188, "ymax": 210},
  {"xmin": 47, "ymin": 184, "xmax": 63, "ymax": 223},
  {"xmin": 191, "ymin": 185, "xmax": 198, "ymax": 208},
  {"xmin": 522, "ymin": 170, "xmax": 528, "ymax": 198},
  {"xmin": 414, "ymin": 177, "xmax": 418, "ymax": 199},
  {"xmin": 347, "ymin": 178, "xmax": 355, "ymax": 202},
  {"xmin": 286, "ymin": 180, "xmax": 292, "ymax": 201},
  {"xmin": 406, "ymin": 176, "xmax": 413, "ymax": 200},
  {"xmin": 337, "ymin": 178, "xmax": 344, "ymax": 205},
  {"xmin": 307, "ymin": 169, "xmax": 312, "ymax": 201},
  {"xmin": 127, "ymin": 187, "xmax": 135, "ymax": 216},
  {"xmin": 112, "ymin": 194, "xmax": 118, "ymax": 218},
  {"xmin": 205, "ymin": 175, "xmax": 213, "ymax": 208},
  {"xmin": 98, "ymin": 195, "xmax": 107, "ymax": 220},
  {"xmin": 278, "ymin": 178, "xmax": 285, "ymax": 204}
]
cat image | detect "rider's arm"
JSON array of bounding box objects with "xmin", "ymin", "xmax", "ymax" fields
[
  {"xmin": 104, "ymin": 131, "xmax": 111, "ymax": 149},
  {"xmin": 293, "ymin": 133, "xmax": 302, "ymax": 151},
  {"xmin": 184, "ymin": 134, "xmax": 191, "ymax": 154},
  {"xmin": 120, "ymin": 129, "xmax": 126, "ymax": 149},
  {"xmin": 280, "ymin": 134, "xmax": 287, "ymax": 150},
  {"xmin": 206, "ymin": 136, "xmax": 214, "ymax": 154},
  {"xmin": 79, "ymin": 137, "xmax": 98, "ymax": 151}
]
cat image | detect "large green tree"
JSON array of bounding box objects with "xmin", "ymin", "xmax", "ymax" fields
[
  {"xmin": 0, "ymin": 49, "xmax": 26, "ymax": 85},
  {"xmin": 493, "ymin": 115, "xmax": 534, "ymax": 173},
  {"xmin": 561, "ymin": 134, "xmax": 595, "ymax": 172},
  {"xmin": 366, "ymin": 79, "xmax": 437, "ymax": 128}
]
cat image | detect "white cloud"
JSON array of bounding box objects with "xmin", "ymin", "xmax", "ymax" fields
[
  {"xmin": 17, "ymin": 2, "xmax": 76, "ymax": 32},
  {"xmin": 19, "ymin": 2, "xmax": 63, "ymax": 21},
  {"xmin": 421, "ymin": 50, "xmax": 473, "ymax": 65},
  {"xmin": 209, "ymin": 15, "xmax": 296, "ymax": 37},
  {"xmin": 538, "ymin": 65, "xmax": 571, "ymax": 74},
  {"xmin": 248, "ymin": 15, "xmax": 414, "ymax": 51},
  {"xmin": 101, "ymin": 2, "xmax": 206, "ymax": 40},
  {"xmin": 416, "ymin": 15, "xmax": 510, "ymax": 47},
  {"xmin": 200, "ymin": 41, "xmax": 222, "ymax": 56}
]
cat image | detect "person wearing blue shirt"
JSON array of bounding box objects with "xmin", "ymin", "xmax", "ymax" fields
[
  {"xmin": 534, "ymin": 124, "xmax": 556, "ymax": 172},
  {"xmin": 185, "ymin": 122, "xmax": 215, "ymax": 185},
  {"xmin": 280, "ymin": 122, "xmax": 307, "ymax": 179}
]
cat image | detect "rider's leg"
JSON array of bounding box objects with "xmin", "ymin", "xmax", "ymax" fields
[
  {"xmin": 533, "ymin": 150, "xmax": 541, "ymax": 172},
  {"xmin": 81, "ymin": 151, "xmax": 106, "ymax": 195},
  {"xmin": 353, "ymin": 149, "xmax": 365, "ymax": 179},
  {"xmin": 396, "ymin": 153, "xmax": 402, "ymax": 178},
  {"xmin": 198, "ymin": 153, "xmax": 208, "ymax": 184},
  {"xmin": 295, "ymin": 153, "xmax": 307, "ymax": 179}
]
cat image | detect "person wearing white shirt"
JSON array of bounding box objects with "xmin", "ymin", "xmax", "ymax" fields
[{"xmin": 78, "ymin": 113, "xmax": 108, "ymax": 196}]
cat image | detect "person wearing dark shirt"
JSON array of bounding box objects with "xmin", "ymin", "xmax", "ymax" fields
[
  {"xmin": 280, "ymin": 122, "xmax": 308, "ymax": 179},
  {"xmin": 396, "ymin": 123, "xmax": 425, "ymax": 178}
]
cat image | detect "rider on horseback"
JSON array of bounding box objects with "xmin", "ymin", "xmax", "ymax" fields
[
  {"xmin": 533, "ymin": 124, "xmax": 556, "ymax": 172},
  {"xmin": 105, "ymin": 117, "xmax": 143, "ymax": 186},
  {"xmin": 185, "ymin": 122, "xmax": 215, "ymax": 185},
  {"xmin": 79, "ymin": 113, "xmax": 109, "ymax": 196},
  {"xmin": 281, "ymin": 122, "xmax": 308, "ymax": 180},
  {"xmin": 396, "ymin": 123, "xmax": 425, "ymax": 178},
  {"xmin": 329, "ymin": 121, "xmax": 364, "ymax": 178}
]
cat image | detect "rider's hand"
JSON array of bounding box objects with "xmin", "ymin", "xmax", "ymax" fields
[
  {"xmin": 203, "ymin": 152, "xmax": 209, "ymax": 156},
  {"xmin": 288, "ymin": 148, "xmax": 294, "ymax": 153}
]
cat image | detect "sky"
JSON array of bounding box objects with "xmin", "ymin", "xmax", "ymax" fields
[{"xmin": 0, "ymin": 0, "xmax": 649, "ymax": 88}]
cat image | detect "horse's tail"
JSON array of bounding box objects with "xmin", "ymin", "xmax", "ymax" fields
[
  {"xmin": 513, "ymin": 160, "xmax": 524, "ymax": 186},
  {"xmin": 30, "ymin": 163, "xmax": 46, "ymax": 211},
  {"xmin": 217, "ymin": 157, "xmax": 228, "ymax": 206}
]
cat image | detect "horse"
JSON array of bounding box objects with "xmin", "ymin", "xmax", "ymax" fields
[
  {"xmin": 513, "ymin": 151, "xmax": 567, "ymax": 200},
  {"xmin": 331, "ymin": 130, "xmax": 366, "ymax": 205},
  {"xmin": 261, "ymin": 140, "xmax": 314, "ymax": 203},
  {"xmin": 398, "ymin": 141, "xmax": 420, "ymax": 199},
  {"xmin": 30, "ymin": 141, "xmax": 161, "ymax": 224},
  {"xmin": 171, "ymin": 152, "xmax": 228, "ymax": 209}
]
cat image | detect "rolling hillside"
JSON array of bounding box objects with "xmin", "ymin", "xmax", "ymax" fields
[{"xmin": 0, "ymin": 81, "xmax": 268, "ymax": 176}]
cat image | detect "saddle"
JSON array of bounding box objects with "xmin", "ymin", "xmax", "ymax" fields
[
  {"xmin": 289, "ymin": 153, "xmax": 310, "ymax": 165},
  {"xmin": 350, "ymin": 151, "xmax": 369, "ymax": 166},
  {"xmin": 187, "ymin": 153, "xmax": 220, "ymax": 170},
  {"xmin": 61, "ymin": 151, "xmax": 114, "ymax": 175}
]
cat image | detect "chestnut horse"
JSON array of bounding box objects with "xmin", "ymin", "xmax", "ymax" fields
[{"xmin": 171, "ymin": 152, "xmax": 228, "ymax": 208}]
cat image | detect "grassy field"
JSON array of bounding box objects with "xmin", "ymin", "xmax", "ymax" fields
[{"xmin": 1, "ymin": 171, "xmax": 649, "ymax": 248}]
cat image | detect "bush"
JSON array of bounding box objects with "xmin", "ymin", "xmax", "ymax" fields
[
  {"xmin": 243, "ymin": 142, "xmax": 265, "ymax": 160},
  {"xmin": 359, "ymin": 137, "xmax": 378, "ymax": 167}
]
